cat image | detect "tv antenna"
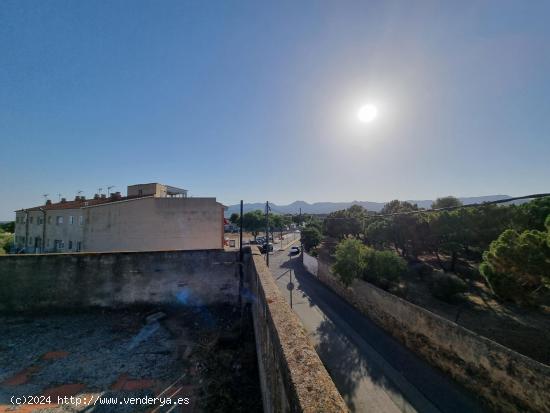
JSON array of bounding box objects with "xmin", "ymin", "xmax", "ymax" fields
[
  {"xmin": 57, "ymin": 193, "xmax": 62, "ymax": 202},
  {"xmin": 107, "ymin": 185, "xmax": 115, "ymax": 196},
  {"xmin": 97, "ymin": 187, "xmax": 103, "ymax": 195}
]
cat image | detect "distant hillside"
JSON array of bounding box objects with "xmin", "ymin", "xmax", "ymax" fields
[{"xmin": 224, "ymin": 195, "xmax": 517, "ymax": 216}]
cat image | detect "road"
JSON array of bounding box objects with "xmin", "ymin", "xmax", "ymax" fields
[{"xmin": 268, "ymin": 249, "xmax": 487, "ymax": 413}]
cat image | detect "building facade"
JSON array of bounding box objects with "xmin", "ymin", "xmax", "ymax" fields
[{"xmin": 14, "ymin": 183, "xmax": 225, "ymax": 253}]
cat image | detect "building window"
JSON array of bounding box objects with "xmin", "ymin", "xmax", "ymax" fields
[
  {"xmin": 28, "ymin": 237, "xmax": 33, "ymax": 245},
  {"xmin": 56, "ymin": 216, "xmax": 63, "ymax": 225},
  {"xmin": 69, "ymin": 216, "xmax": 74, "ymax": 224},
  {"xmin": 68, "ymin": 240, "xmax": 73, "ymax": 250},
  {"xmin": 76, "ymin": 241, "xmax": 82, "ymax": 251},
  {"xmin": 37, "ymin": 216, "xmax": 43, "ymax": 225},
  {"xmin": 48, "ymin": 216, "xmax": 52, "ymax": 224},
  {"xmin": 47, "ymin": 239, "xmax": 50, "ymax": 247},
  {"xmin": 79, "ymin": 216, "xmax": 84, "ymax": 225},
  {"xmin": 29, "ymin": 216, "xmax": 33, "ymax": 224}
]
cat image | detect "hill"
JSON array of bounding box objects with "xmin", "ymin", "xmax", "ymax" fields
[{"xmin": 224, "ymin": 195, "xmax": 516, "ymax": 216}]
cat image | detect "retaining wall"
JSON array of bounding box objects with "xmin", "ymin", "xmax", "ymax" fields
[
  {"xmin": 303, "ymin": 252, "xmax": 550, "ymax": 413},
  {"xmin": 245, "ymin": 247, "xmax": 348, "ymax": 413}
]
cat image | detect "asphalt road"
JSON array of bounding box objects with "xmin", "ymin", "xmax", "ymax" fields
[{"xmin": 268, "ymin": 250, "xmax": 488, "ymax": 413}]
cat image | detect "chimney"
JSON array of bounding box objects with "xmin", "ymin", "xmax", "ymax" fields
[
  {"xmin": 60, "ymin": 198, "xmax": 67, "ymax": 203},
  {"xmin": 45, "ymin": 200, "xmax": 52, "ymax": 205},
  {"xmin": 94, "ymin": 194, "xmax": 100, "ymax": 199}
]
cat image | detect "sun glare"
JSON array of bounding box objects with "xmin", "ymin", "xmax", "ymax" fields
[{"xmin": 357, "ymin": 104, "xmax": 378, "ymax": 123}]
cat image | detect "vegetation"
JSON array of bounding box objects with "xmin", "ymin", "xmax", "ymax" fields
[
  {"xmin": 431, "ymin": 196, "xmax": 463, "ymax": 209},
  {"xmin": 229, "ymin": 213, "xmax": 240, "ymax": 225},
  {"xmin": 429, "ymin": 272, "xmax": 468, "ymax": 303},
  {"xmin": 241, "ymin": 210, "xmax": 295, "ymax": 240},
  {"xmin": 324, "ymin": 196, "xmax": 550, "ymax": 307},
  {"xmin": 332, "ymin": 238, "xmax": 368, "ymax": 287},
  {"xmin": 0, "ymin": 221, "xmax": 15, "ymax": 233},
  {"xmin": 301, "ymin": 225, "xmax": 322, "ymax": 252},
  {"xmin": 0, "ymin": 224, "xmax": 14, "ymax": 254},
  {"xmin": 480, "ymin": 228, "xmax": 550, "ymax": 305},
  {"xmin": 242, "ymin": 210, "xmax": 264, "ymax": 240},
  {"xmin": 332, "ymin": 238, "xmax": 406, "ymax": 289}
]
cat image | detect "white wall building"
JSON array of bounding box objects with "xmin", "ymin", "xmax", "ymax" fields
[{"xmin": 14, "ymin": 183, "xmax": 225, "ymax": 253}]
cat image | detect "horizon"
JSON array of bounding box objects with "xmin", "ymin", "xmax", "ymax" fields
[{"xmin": 2, "ymin": 1, "xmax": 550, "ymax": 220}]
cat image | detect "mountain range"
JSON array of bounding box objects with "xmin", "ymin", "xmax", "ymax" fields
[{"xmin": 225, "ymin": 195, "xmax": 517, "ymax": 216}]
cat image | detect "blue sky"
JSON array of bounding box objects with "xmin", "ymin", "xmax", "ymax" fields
[{"xmin": 1, "ymin": 0, "xmax": 549, "ymax": 220}]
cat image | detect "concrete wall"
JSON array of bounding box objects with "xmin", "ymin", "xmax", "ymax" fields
[
  {"xmin": 244, "ymin": 247, "xmax": 348, "ymax": 413},
  {"xmin": 0, "ymin": 250, "xmax": 239, "ymax": 312},
  {"xmin": 1, "ymin": 248, "xmax": 348, "ymax": 413},
  {"xmin": 83, "ymin": 197, "xmax": 223, "ymax": 252},
  {"xmin": 303, "ymin": 252, "xmax": 550, "ymax": 413}
]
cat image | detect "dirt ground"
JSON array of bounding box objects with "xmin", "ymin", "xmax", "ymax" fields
[
  {"xmin": 0, "ymin": 305, "xmax": 262, "ymax": 413},
  {"xmin": 318, "ymin": 240, "xmax": 550, "ymax": 366}
]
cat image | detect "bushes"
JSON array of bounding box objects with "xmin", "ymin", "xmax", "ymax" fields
[
  {"xmin": 480, "ymin": 228, "xmax": 550, "ymax": 305},
  {"xmin": 332, "ymin": 239, "xmax": 368, "ymax": 287},
  {"xmin": 332, "ymin": 238, "xmax": 406, "ymax": 288},
  {"xmin": 430, "ymin": 272, "xmax": 468, "ymax": 303},
  {"xmin": 363, "ymin": 250, "xmax": 407, "ymax": 288}
]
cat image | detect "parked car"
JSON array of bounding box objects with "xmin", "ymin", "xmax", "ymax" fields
[
  {"xmin": 289, "ymin": 246, "xmax": 301, "ymax": 255},
  {"xmin": 260, "ymin": 243, "xmax": 274, "ymax": 254}
]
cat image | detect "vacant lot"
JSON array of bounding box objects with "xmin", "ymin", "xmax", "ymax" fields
[{"xmin": 0, "ymin": 305, "xmax": 262, "ymax": 412}]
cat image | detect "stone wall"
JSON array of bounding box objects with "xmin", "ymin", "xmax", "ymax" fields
[
  {"xmin": 303, "ymin": 252, "xmax": 550, "ymax": 413},
  {"xmin": 244, "ymin": 247, "xmax": 348, "ymax": 413},
  {"xmin": 0, "ymin": 250, "xmax": 239, "ymax": 312}
]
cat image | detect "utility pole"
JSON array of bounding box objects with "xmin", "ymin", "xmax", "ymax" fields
[
  {"xmin": 239, "ymin": 200, "xmax": 243, "ymax": 262},
  {"xmin": 299, "ymin": 207, "xmax": 303, "ymax": 251},
  {"xmin": 265, "ymin": 201, "xmax": 270, "ymax": 267}
]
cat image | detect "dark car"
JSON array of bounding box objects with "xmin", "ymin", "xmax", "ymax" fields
[{"xmin": 260, "ymin": 243, "xmax": 274, "ymax": 254}]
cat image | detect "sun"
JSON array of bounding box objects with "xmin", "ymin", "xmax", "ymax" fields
[{"xmin": 357, "ymin": 104, "xmax": 378, "ymax": 123}]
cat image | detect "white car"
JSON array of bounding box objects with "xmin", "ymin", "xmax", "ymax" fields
[{"xmin": 289, "ymin": 246, "xmax": 301, "ymax": 255}]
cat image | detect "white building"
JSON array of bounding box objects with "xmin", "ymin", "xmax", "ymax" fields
[{"xmin": 14, "ymin": 183, "xmax": 225, "ymax": 253}]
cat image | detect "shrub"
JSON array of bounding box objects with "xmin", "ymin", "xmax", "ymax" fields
[
  {"xmin": 364, "ymin": 250, "xmax": 407, "ymax": 288},
  {"xmin": 332, "ymin": 238, "xmax": 368, "ymax": 287},
  {"xmin": 430, "ymin": 271, "xmax": 468, "ymax": 302},
  {"xmin": 480, "ymin": 228, "xmax": 550, "ymax": 305}
]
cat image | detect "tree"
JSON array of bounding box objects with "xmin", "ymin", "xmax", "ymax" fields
[
  {"xmin": 431, "ymin": 196, "xmax": 462, "ymax": 209},
  {"xmin": 480, "ymin": 228, "xmax": 550, "ymax": 304},
  {"xmin": 0, "ymin": 229, "xmax": 13, "ymax": 254},
  {"xmin": 332, "ymin": 238, "xmax": 368, "ymax": 287},
  {"xmin": 513, "ymin": 196, "xmax": 550, "ymax": 232},
  {"xmin": 364, "ymin": 249, "xmax": 407, "ymax": 287},
  {"xmin": 324, "ymin": 205, "xmax": 367, "ymax": 240},
  {"xmin": 242, "ymin": 210, "xmax": 265, "ymax": 240},
  {"xmin": 301, "ymin": 225, "xmax": 322, "ymax": 252},
  {"xmin": 0, "ymin": 221, "xmax": 15, "ymax": 233},
  {"xmin": 229, "ymin": 213, "xmax": 240, "ymax": 225}
]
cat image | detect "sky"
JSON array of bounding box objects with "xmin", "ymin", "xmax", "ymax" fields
[{"xmin": 1, "ymin": 0, "xmax": 549, "ymax": 220}]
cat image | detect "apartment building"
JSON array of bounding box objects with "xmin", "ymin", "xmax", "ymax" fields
[{"xmin": 14, "ymin": 183, "xmax": 225, "ymax": 253}]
